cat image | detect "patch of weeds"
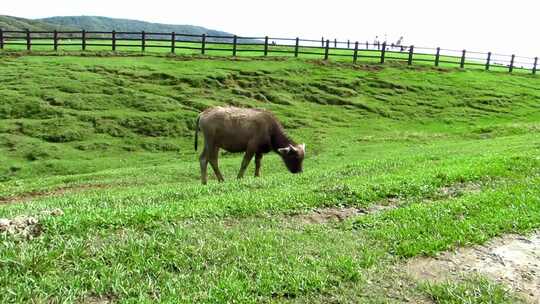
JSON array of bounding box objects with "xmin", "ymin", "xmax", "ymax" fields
[
  {"xmin": 94, "ymin": 119, "xmax": 133, "ymax": 138},
  {"xmin": 312, "ymin": 82, "xmax": 357, "ymax": 97},
  {"xmin": 118, "ymin": 115, "xmax": 188, "ymax": 137},
  {"xmin": 140, "ymin": 140, "xmax": 180, "ymax": 152},
  {"xmin": 24, "ymin": 148, "xmax": 50, "ymax": 161},
  {"xmin": 74, "ymin": 142, "xmax": 112, "ymax": 151},
  {"xmin": 20, "ymin": 117, "xmax": 93, "ymax": 143},
  {"xmin": 231, "ymin": 88, "xmax": 254, "ymax": 99},
  {"xmin": 316, "ymin": 183, "xmax": 359, "ymax": 205},
  {"xmin": 420, "ymin": 276, "xmax": 525, "ymax": 304},
  {"xmin": 0, "ymin": 97, "xmax": 59, "ymax": 119}
]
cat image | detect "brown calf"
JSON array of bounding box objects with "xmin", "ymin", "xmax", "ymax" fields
[{"xmin": 195, "ymin": 106, "xmax": 305, "ymax": 184}]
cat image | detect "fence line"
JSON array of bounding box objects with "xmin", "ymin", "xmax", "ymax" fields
[{"xmin": 0, "ymin": 29, "xmax": 537, "ymax": 74}]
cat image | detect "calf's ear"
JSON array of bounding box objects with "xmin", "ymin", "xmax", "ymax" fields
[{"xmin": 300, "ymin": 143, "xmax": 306, "ymax": 152}]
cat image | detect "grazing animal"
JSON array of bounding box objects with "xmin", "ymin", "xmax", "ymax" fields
[{"xmin": 195, "ymin": 106, "xmax": 305, "ymax": 184}]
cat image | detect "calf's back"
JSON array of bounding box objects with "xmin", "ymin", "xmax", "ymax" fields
[{"xmin": 199, "ymin": 106, "xmax": 274, "ymax": 153}]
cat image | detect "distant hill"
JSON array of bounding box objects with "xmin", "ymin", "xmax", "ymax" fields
[
  {"xmin": 0, "ymin": 15, "xmax": 76, "ymax": 32},
  {"xmin": 39, "ymin": 16, "xmax": 248, "ymax": 42}
]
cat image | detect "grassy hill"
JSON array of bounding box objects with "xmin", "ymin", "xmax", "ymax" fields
[
  {"xmin": 1, "ymin": 55, "xmax": 538, "ymax": 183},
  {"xmin": 0, "ymin": 15, "xmax": 247, "ymax": 42},
  {"xmin": 0, "ymin": 54, "xmax": 539, "ymax": 302},
  {"xmin": 0, "ymin": 15, "xmax": 76, "ymax": 31},
  {"xmin": 39, "ymin": 16, "xmax": 244, "ymax": 42}
]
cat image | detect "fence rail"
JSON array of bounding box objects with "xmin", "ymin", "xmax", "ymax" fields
[{"xmin": 0, "ymin": 29, "xmax": 537, "ymax": 74}]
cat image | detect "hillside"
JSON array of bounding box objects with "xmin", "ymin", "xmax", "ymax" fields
[
  {"xmin": 1, "ymin": 54, "xmax": 540, "ymax": 303},
  {"xmin": 0, "ymin": 15, "xmax": 76, "ymax": 31},
  {"xmin": 39, "ymin": 16, "xmax": 243, "ymax": 42},
  {"xmin": 0, "ymin": 55, "xmax": 539, "ymax": 182}
]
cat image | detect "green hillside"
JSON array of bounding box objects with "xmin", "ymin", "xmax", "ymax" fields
[
  {"xmin": 40, "ymin": 16, "xmax": 242, "ymax": 42},
  {"xmin": 0, "ymin": 15, "xmax": 247, "ymax": 42},
  {"xmin": 1, "ymin": 55, "xmax": 538, "ymax": 183},
  {"xmin": 0, "ymin": 54, "xmax": 539, "ymax": 303},
  {"xmin": 0, "ymin": 15, "xmax": 75, "ymax": 31}
]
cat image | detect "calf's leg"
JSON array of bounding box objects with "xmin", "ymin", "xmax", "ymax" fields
[
  {"xmin": 237, "ymin": 150, "xmax": 255, "ymax": 179},
  {"xmin": 255, "ymin": 153, "xmax": 263, "ymax": 177},
  {"xmin": 208, "ymin": 146, "xmax": 225, "ymax": 182},
  {"xmin": 199, "ymin": 146, "xmax": 209, "ymax": 185}
]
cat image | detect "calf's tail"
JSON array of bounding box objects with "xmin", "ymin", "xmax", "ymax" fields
[{"xmin": 194, "ymin": 115, "xmax": 200, "ymax": 151}]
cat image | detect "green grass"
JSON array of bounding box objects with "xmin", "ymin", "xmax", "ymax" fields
[
  {"xmin": 1, "ymin": 38, "xmax": 529, "ymax": 73},
  {"xmin": 0, "ymin": 53, "xmax": 539, "ymax": 303},
  {"xmin": 420, "ymin": 276, "xmax": 524, "ymax": 304}
]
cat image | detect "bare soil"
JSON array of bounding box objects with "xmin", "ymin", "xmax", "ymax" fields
[
  {"xmin": 0, "ymin": 184, "xmax": 116, "ymax": 205},
  {"xmin": 291, "ymin": 204, "xmax": 397, "ymax": 224},
  {"xmin": 289, "ymin": 181, "xmax": 483, "ymax": 225},
  {"xmin": 406, "ymin": 232, "xmax": 540, "ymax": 303},
  {"xmin": 437, "ymin": 182, "xmax": 482, "ymax": 199}
]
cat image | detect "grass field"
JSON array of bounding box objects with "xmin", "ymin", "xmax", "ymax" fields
[
  {"xmin": 1, "ymin": 37, "xmax": 529, "ymax": 73},
  {"xmin": 1, "ymin": 53, "xmax": 540, "ymax": 303}
]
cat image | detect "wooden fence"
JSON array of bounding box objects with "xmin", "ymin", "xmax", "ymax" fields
[{"xmin": 0, "ymin": 29, "xmax": 537, "ymax": 75}]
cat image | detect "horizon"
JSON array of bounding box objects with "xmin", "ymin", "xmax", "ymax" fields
[{"xmin": 2, "ymin": 0, "xmax": 540, "ymax": 59}]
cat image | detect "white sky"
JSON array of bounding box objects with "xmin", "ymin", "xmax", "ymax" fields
[{"xmin": 3, "ymin": 0, "xmax": 540, "ymax": 59}]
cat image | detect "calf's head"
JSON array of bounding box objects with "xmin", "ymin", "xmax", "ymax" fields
[{"xmin": 277, "ymin": 144, "xmax": 306, "ymax": 174}]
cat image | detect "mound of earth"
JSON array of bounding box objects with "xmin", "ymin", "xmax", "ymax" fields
[
  {"xmin": 406, "ymin": 232, "xmax": 540, "ymax": 303},
  {"xmin": 0, "ymin": 209, "xmax": 64, "ymax": 239}
]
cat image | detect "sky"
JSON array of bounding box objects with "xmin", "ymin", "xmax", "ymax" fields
[{"xmin": 3, "ymin": 0, "xmax": 540, "ymax": 59}]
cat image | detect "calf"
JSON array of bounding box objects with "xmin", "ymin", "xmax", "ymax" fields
[{"xmin": 195, "ymin": 106, "xmax": 305, "ymax": 184}]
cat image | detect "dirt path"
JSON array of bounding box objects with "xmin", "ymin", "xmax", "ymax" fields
[
  {"xmin": 0, "ymin": 183, "xmax": 118, "ymax": 205},
  {"xmin": 406, "ymin": 232, "xmax": 540, "ymax": 303},
  {"xmin": 290, "ymin": 204, "xmax": 397, "ymax": 224}
]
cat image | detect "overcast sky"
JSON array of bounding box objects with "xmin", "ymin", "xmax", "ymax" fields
[{"xmin": 3, "ymin": 0, "xmax": 540, "ymax": 59}]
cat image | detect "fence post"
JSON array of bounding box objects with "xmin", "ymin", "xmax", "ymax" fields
[
  {"xmin": 53, "ymin": 30, "xmax": 58, "ymax": 51},
  {"xmin": 321, "ymin": 37, "xmax": 324, "ymax": 47},
  {"xmin": 82, "ymin": 30, "xmax": 86, "ymax": 51},
  {"xmin": 408, "ymin": 45, "xmax": 414, "ymax": 65},
  {"xmin": 0, "ymin": 28, "xmax": 3, "ymax": 50},
  {"xmin": 460, "ymin": 49, "xmax": 466, "ymax": 68},
  {"xmin": 141, "ymin": 31, "xmax": 146, "ymax": 52},
  {"xmin": 533, "ymin": 57, "xmax": 538, "ymax": 75},
  {"xmin": 201, "ymin": 34, "xmax": 206, "ymax": 55},
  {"xmin": 232, "ymin": 35, "xmax": 237, "ymax": 56},
  {"xmin": 324, "ymin": 39, "xmax": 330, "ymax": 60},
  {"xmin": 485, "ymin": 52, "xmax": 491, "ymax": 70},
  {"xmin": 435, "ymin": 47, "xmax": 440, "ymax": 66},
  {"xmin": 112, "ymin": 30, "xmax": 116, "ymax": 51},
  {"xmin": 353, "ymin": 41, "xmax": 359, "ymax": 63},
  {"xmin": 264, "ymin": 36, "xmax": 268, "ymax": 56},
  {"xmin": 171, "ymin": 32, "xmax": 176, "ymax": 53},
  {"xmin": 26, "ymin": 29, "xmax": 31, "ymax": 51},
  {"xmin": 509, "ymin": 54, "xmax": 515, "ymax": 73},
  {"xmin": 294, "ymin": 37, "xmax": 299, "ymax": 57},
  {"xmin": 366, "ymin": 41, "xmax": 368, "ymax": 49},
  {"xmin": 380, "ymin": 42, "xmax": 386, "ymax": 64},
  {"xmin": 334, "ymin": 38, "xmax": 337, "ymax": 48},
  {"xmin": 347, "ymin": 40, "xmax": 350, "ymax": 49}
]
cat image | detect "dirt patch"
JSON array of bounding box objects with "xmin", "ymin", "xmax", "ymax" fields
[
  {"xmin": 437, "ymin": 182, "xmax": 482, "ymax": 199},
  {"xmin": 295, "ymin": 207, "xmax": 364, "ymax": 224},
  {"xmin": 406, "ymin": 232, "xmax": 540, "ymax": 303},
  {"xmin": 290, "ymin": 181, "xmax": 483, "ymax": 225},
  {"xmin": 0, "ymin": 183, "xmax": 115, "ymax": 205},
  {"xmin": 0, "ymin": 208, "xmax": 63, "ymax": 239},
  {"xmin": 292, "ymin": 204, "xmax": 397, "ymax": 224}
]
